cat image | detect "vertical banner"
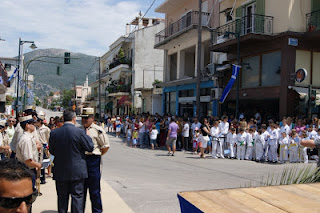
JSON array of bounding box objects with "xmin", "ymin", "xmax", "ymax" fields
[{"xmin": 220, "ymin": 64, "xmax": 241, "ymax": 103}]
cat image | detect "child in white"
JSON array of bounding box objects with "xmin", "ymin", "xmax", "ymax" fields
[
  {"xmin": 268, "ymin": 124, "xmax": 278, "ymax": 162},
  {"xmin": 279, "ymin": 132, "xmax": 289, "ymax": 163},
  {"xmin": 218, "ymin": 116, "xmax": 229, "ymax": 158},
  {"xmin": 226, "ymin": 128, "xmax": 237, "ymax": 158},
  {"xmin": 237, "ymin": 128, "xmax": 247, "ymax": 160},
  {"xmin": 245, "ymin": 129, "xmax": 254, "ymax": 160},
  {"xmin": 299, "ymin": 131, "xmax": 309, "ymax": 164},
  {"xmin": 255, "ymin": 129, "xmax": 265, "ymax": 161},
  {"xmin": 210, "ymin": 121, "xmax": 220, "ymax": 158},
  {"xmin": 289, "ymin": 131, "xmax": 300, "ymax": 163},
  {"xmin": 149, "ymin": 125, "xmax": 158, "ymax": 150}
]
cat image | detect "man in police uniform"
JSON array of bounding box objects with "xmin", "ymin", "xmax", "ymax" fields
[
  {"xmin": 15, "ymin": 115, "xmax": 42, "ymax": 188},
  {"xmin": 35, "ymin": 111, "xmax": 51, "ymax": 184},
  {"xmin": 10, "ymin": 106, "xmax": 37, "ymax": 159},
  {"xmin": 0, "ymin": 120, "xmax": 10, "ymax": 159},
  {"xmin": 81, "ymin": 108, "xmax": 110, "ymax": 213}
]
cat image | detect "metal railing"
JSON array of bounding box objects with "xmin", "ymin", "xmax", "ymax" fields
[
  {"xmin": 155, "ymin": 11, "xmax": 210, "ymax": 46},
  {"xmin": 212, "ymin": 14, "xmax": 273, "ymax": 45},
  {"xmin": 306, "ymin": 9, "xmax": 320, "ymax": 32},
  {"xmin": 106, "ymin": 84, "xmax": 131, "ymax": 94},
  {"xmin": 108, "ymin": 57, "xmax": 132, "ymax": 70}
]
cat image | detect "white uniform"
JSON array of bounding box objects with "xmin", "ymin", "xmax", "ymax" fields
[
  {"xmin": 16, "ymin": 131, "xmax": 39, "ymax": 169},
  {"xmin": 299, "ymin": 137, "xmax": 308, "ymax": 164},
  {"xmin": 218, "ymin": 121, "xmax": 229, "ymax": 158},
  {"xmin": 262, "ymin": 130, "xmax": 270, "ymax": 161},
  {"xmin": 289, "ymin": 136, "xmax": 299, "ymax": 163},
  {"xmin": 280, "ymin": 125, "xmax": 290, "ymax": 136},
  {"xmin": 245, "ymin": 133, "xmax": 254, "ymax": 160},
  {"xmin": 255, "ymin": 134, "xmax": 265, "ymax": 161},
  {"xmin": 269, "ymin": 129, "xmax": 278, "ymax": 162},
  {"xmin": 237, "ymin": 132, "xmax": 247, "ymax": 160},
  {"xmin": 210, "ymin": 126, "xmax": 219, "ymax": 158},
  {"xmin": 279, "ymin": 136, "xmax": 289, "ymax": 163},
  {"xmin": 252, "ymin": 131, "xmax": 258, "ymax": 160},
  {"xmin": 226, "ymin": 132, "xmax": 237, "ymax": 158}
]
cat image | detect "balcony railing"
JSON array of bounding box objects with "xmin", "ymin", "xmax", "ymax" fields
[
  {"xmin": 213, "ymin": 14, "xmax": 273, "ymax": 45},
  {"xmin": 107, "ymin": 84, "xmax": 131, "ymax": 94},
  {"xmin": 109, "ymin": 57, "xmax": 132, "ymax": 70},
  {"xmin": 306, "ymin": 9, "xmax": 320, "ymax": 32},
  {"xmin": 155, "ymin": 11, "xmax": 210, "ymax": 46}
]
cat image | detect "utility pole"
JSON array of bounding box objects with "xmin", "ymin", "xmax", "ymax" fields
[
  {"xmin": 98, "ymin": 57, "xmax": 102, "ymax": 122},
  {"xmin": 196, "ymin": 0, "xmax": 202, "ymax": 117},
  {"xmin": 74, "ymin": 76, "xmax": 76, "ymax": 113}
]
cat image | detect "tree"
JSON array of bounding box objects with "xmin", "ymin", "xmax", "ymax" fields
[
  {"xmin": 34, "ymin": 97, "xmax": 41, "ymax": 106},
  {"xmin": 118, "ymin": 48, "xmax": 125, "ymax": 59},
  {"xmin": 49, "ymin": 91, "xmax": 54, "ymax": 96},
  {"xmin": 61, "ymin": 89, "xmax": 74, "ymax": 108}
]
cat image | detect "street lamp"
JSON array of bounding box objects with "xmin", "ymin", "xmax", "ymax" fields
[{"xmin": 16, "ymin": 38, "xmax": 37, "ymax": 119}]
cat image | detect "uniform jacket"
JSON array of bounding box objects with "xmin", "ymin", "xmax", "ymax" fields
[{"xmin": 49, "ymin": 122, "xmax": 94, "ymax": 181}]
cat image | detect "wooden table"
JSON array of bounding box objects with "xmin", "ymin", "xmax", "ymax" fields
[{"xmin": 178, "ymin": 183, "xmax": 320, "ymax": 213}]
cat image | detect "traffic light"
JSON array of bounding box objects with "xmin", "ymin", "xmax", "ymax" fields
[
  {"xmin": 310, "ymin": 89, "xmax": 317, "ymax": 107},
  {"xmin": 57, "ymin": 66, "xmax": 60, "ymax": 76},
  {"xmin": 64, "ymin": 52, "xmax": 70, "ymax": 64}
]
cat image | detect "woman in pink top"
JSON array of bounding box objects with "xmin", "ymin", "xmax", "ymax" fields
[{"xmin": 294, "ymin": 119, "xmax": 306, "ymax": 134}]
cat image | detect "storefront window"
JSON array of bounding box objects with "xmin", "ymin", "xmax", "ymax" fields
[
  {"xmin": 261, "ymin": 51, "xmax": 281, "ymax": 86},
  {"xmin": 242, "ymin": 56, "xmax": 260, "ymax": 88}
]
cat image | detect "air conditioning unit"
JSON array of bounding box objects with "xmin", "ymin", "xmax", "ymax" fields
[{"xmin": 211, "ymin": 88, "xmax": 223, "ymax": 100}]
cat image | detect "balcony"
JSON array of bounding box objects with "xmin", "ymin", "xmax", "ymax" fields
[
  {"xmin": 155, "ymin": 11, "xmax": 210, "ymax": 48},
  {"xmin": 212, "ymin": 14, "xmax": 273, "ymax": 46},
  {"xmin": 107, "ymin": 84, "xmax": 131, "ymax": 96},
  {"xmin": 306, "ymin": 9, "xmax": 320, "ymax": 32},
  {"xmin": 109, "ymin": 57, "xmax": 132, "ymax": 70}
]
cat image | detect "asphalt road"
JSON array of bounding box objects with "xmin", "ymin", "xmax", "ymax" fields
[{"xmin": 102, "ymin": 133, "xmax": 315, "ymax": 213}]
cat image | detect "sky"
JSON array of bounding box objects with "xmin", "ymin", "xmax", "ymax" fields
[{"xmin": 0, "ymin": 0, "xmax": 164, "ymax": 57}]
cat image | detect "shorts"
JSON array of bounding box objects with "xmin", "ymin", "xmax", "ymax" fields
[
  {"xmin": 208, "ymin": 137, "xmax": 212, "ymax": 146},
  {"xmin": 133, "ymin": 139, "xmax": 137, "ymax": 145},
  {"xmin": 201, "ymin": 136, "xmax": 209, "ymax": 149},
  {"xmin": 127, "ymin": 137, "xmax": 131, "ymax": 142},
  {"xmin": 166, "ymin": 137, "xmax": 177, "ymax": 147},
  {"xmin": 193, "ymin": 141, "xmax": 198, "ymax": 149},
  {"xmin": 150, "ymin": 139, "xmax": 157, "ymax": 145},
  {"xmin": 116, "ymin": 127, "xmax": 121, "ymax": 132}
]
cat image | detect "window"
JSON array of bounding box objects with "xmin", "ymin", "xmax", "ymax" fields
[
  {"xmin": 226, "ymin": 10, "xmax": 233, "ymax": 22},
  {"xmin": 200, "ymin": 88, "xmax": 211, "ymax": 96},
  {"xmin": 165, "ymin": 92, "xmax": 176, "ymax": 115},
  {"xmin": 261, "ymin": 51, "xmax": 281, "ymax": 86},
  {"xmin": 242, "ymin": 56, "xmax": 260, "ymax": 88},
  {"xmin": 179, "ymin": 89, "xmax": 194, "ymax": 97}
]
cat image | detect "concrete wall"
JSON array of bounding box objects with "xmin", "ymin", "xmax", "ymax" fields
[{"xmin": 152, "ymin": 95, "xmax": 163, "ymax": 114}]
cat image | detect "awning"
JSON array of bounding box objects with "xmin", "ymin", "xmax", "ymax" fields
[{"xmin": 290, "ymin": 86, "xmax": 320, "ymax": 103}]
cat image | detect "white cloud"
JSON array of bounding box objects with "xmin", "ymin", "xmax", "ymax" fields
[{"xmin": 0, "ymin": 0, "xmax": 141, "ymax": 57}]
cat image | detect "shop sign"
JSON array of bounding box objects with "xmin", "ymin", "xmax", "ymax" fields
[{"xmin": 295, "ymin": 68, "xmax": 307, "ymax": 83}]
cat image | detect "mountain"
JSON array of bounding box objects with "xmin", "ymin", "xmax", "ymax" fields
[{"xmin": 22, "ymin": 48, "xmax": 99, "ymax": 99}]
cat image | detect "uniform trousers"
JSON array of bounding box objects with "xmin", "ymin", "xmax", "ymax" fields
[
  {"xmin": 237, "ymin": 144, "xmax": 246, "ymax": 160},
  {"xmin": 279, "ymin": 145, "xmax": 288, "ymax": 162},
  {"xmin": 300, "ymin": 147, "xmax": 308, "ymax": 163},
  {"xmin": 289, "ymin": 146, "xmax": 299, "ymax": 162},
  {"xmin": 84, "ymin": 155, "xmax": 102, "ymax": 213},
  {"xmin": 255, "ymin": 143, "xmax": 264, "ymax": 161},
  {"xmin": 245, "ymin": 146, "xmax": 253, "ymax": 160},
  {"xmin": 55, "ymin": 179, "xmax": 85, "ymax": 213},
  {"xmin": 268, "ymin": 144, "xmax": 278, "ymax": 162},
  {"xmin": 217, "ymin": 137, "xmax": 225, "ymax": 158},
  {"xmin": 228, "ymin": 143, "xmax": 236, "ymax": 158},
  {"xmin": 211, "ymin": 139, "xmax": 218, "ymax": 158}
]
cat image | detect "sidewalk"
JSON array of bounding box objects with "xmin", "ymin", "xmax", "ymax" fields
[{"xmin": 32, "ymin": 177, "xmax": 134, "ymax": 213}]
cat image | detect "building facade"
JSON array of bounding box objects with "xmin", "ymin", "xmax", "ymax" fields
[
  {"xmin": 155, "ymin": 0, "xmax": 220, "ymax": 118},
  {"xmin": 211, "ymin": 0, "xmax": 320, "ymax": 119},
  {"xmin": 89, "ymin": 14, "xmax": 165, "ymax": 116}
]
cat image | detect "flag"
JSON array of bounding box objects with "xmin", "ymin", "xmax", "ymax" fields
[
  {"xmin": 220, "ymin": 64, "xmax": 241, "ymax": 103},
  {"xmin": 7, "ymin": 68, "xmax": 18, "ymax": 82}
]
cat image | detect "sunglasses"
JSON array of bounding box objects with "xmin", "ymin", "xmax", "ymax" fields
[{"xmin": 0, "ymin": 188, "xmax": 38, "ymax": 209}]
